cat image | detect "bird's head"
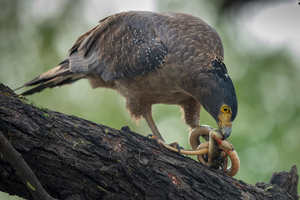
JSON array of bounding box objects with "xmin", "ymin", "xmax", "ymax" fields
[
  {"xmin": 216, "ymin": 104, "xmax": 236, "ymax": 139},
  {"xmin": 193, "ymin": 58, "xmax": 237, "ymax": 139}
]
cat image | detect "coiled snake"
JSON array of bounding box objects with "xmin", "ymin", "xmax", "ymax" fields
[{"xmin": 158, "ymin": 125, "xmax": 240, "ymax": 176}]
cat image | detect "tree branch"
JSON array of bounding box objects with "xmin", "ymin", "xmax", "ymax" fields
[
  {"xmin": 0, "ymin": 130, "xmax": 57, "ymax": 200},
  {"xmin": 0, "ymin": 83, "xmax": 298, "ymax": 200}
]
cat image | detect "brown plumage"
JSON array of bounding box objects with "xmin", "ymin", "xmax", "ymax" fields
[{"xmin": 18, "ymin": 11, "xmax": 237, "ymax": 142}]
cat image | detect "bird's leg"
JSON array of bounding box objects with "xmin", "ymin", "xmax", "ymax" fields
[
  {"xmin": 143, "ymin": 99, "xmax": 202, "ymax": 154},
  {"xmin": 180, "ymin": 98, "xmax": 201, "ymax": 131},
  {"xmin": 181, "ymin": 99, "xmax": 210, "ymax": 145},
  {"xmin": 143, "ymin": 111, "xmax": 181, "ymax": 151},
  {"xmin": 143, "ymin": 113, "xmax": 164, "ymax": 142}
]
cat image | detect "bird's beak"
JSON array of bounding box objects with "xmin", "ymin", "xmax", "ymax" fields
[
  {"xmin": 217, "ymin": 114, "xmax": 232, "ymax": 139},
  {"xmin": 222, "ymin": 126, "xmax": 232, "ymax": 139}
]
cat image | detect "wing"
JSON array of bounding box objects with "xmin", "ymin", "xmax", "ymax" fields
[
  {"xmin": 17, "ymin": 11, "xmax": 225, "ymax": 96},
  {"xmin": 68, "ymin": 11, "xmax": 168, "ymax": 81}
]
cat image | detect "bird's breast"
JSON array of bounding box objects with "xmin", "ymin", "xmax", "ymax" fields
[{"xmin": 113, "ymin": 66, "xmax": 193, "ymax": 105}]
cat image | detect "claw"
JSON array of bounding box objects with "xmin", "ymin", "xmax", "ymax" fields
[
  {"xmin": 147, "ymin": 134, "xmax": 156, "ymax": 140},
  {"xmin": 168, "ymin": 142, "xmax": 178, "ymax": 148},
  {"xmin": 175, "ymin": 143, "xmax": 185, "ymax": 154},
  {"xmin": 158, "ymin": 141, "xmax": 184, "ymax": 154},
  {"xmin": 149, "ymin": 136, "xmax": 186, "ymax": 155}
]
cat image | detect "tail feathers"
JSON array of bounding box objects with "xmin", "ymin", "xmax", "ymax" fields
[{"xmin": 16, "ymin": 59, "xmax": 85, "ymax": 96}]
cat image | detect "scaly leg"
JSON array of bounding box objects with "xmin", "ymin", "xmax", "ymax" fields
[
  {"xmin": 143, "ymin": 104, "xmax": 205, "ymax": 154},
  {"xmin": 180, "ymin": 98, "xmax": 201, "ymax": 132},
  {"xmin": 143, "ymin": 110, "xmax": 183, "ymax": 151},
  {"xmin": 143, "ymin": 112, "xmax": 164, "ymax": 141}
]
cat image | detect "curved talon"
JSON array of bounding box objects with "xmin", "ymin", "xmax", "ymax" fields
[
  {"xmin": 175, "ymin": 143, "xmax": 185, "ymax": 154},
  {"xmin": 168, "ymin": 142, "xmax": 182, "ymax": 154},
  {"xmin": 147, "ymin": 134, "xmax": 156, "ymax": 140}
]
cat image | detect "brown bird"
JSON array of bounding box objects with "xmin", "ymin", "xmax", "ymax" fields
[{"xmin": 17, "ymin": 11, "xmax": 237, "ymax": 148}]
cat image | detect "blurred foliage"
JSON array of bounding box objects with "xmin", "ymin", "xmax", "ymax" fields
[{"xmin": 0, "ymin": 0, "xmax": 299, "ymax": 199}]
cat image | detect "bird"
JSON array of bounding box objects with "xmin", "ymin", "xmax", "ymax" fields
[{"xmin": 17, "ymin": 11, "xmax": 238, "ymax": 150}]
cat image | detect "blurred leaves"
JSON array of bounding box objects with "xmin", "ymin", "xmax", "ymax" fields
[{"xmin": 0, "ymin": 0, "xmax": 299, "ymax": 199}]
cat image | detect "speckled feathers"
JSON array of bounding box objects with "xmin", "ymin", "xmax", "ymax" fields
[
  {"xmin": 19, "ymin": 11, "xmax": 237, "ymax": 130},
  {"xmin": 67, "ymin": 11, "xmax": 224, "ymax": 82},
  {"xmin": 68, "ymin": 12, "xmax": 169, "ymax": 81}
]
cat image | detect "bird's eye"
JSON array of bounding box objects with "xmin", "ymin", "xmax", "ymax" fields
[{"xmin": 221, "ymin": 105, "xmax": 230, "ymax": 114}]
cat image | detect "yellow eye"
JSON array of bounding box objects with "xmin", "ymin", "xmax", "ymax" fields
[{"xmin": 221, "ymin": 105, "xmax": 231, "ymax": 114}]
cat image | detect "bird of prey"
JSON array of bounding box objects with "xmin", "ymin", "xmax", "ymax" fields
[{"xmin": 18, "ymin": 11, "xmax": 237, "ymax": 149}]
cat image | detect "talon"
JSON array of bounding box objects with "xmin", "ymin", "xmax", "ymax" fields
[
  {"xmin": 175, "ymin": 143, "xmax": 185, "ymax": 154},
  {"xmin": 147, "ymin": 134, "xmax": 156, "ymax": 140},
  {"xmin": 169, "ymin": 142, "xmax": 178, "ymax": 149},
  {"xmin": 149, "ymin": 134, "xmax": 188, "ymax": 155},
  {"xmin": 168, "ymin": 142, "xmax": 182, "ymax": 154}
]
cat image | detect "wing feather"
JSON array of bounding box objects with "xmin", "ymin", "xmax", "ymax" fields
[{"xmin": 68, "ymin": 11, "xmax": 168, "ymax": 81}]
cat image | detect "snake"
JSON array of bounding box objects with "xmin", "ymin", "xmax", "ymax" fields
[{"xmin": 157, "ymin": 125, "xmax": 240, "ymax": 177}]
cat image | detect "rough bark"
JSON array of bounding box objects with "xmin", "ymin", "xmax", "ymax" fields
[
  {"xmin": 270, "ymin": 165, "xmax": 299, "ymax": 200},
  {"xmin": 0, "ymin": 83, "xmax": 298, "ymax": 200}
]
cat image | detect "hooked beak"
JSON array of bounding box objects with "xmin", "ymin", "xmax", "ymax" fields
[
  {"xmin": 218, "ymin": 115, "xmax": 232, "ymax": 139},
  {"xmin": 222, "ymin": 126, "xmax": 232, "ymax": 139}
]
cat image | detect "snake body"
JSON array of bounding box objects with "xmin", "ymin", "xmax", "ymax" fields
[
  {"xmin": 189, "ymin": 125, "xmax": 240, "ymax": 176},
  {"xmin": 158, "ymin": 125, "xmax": 240, "ymax": 176}
]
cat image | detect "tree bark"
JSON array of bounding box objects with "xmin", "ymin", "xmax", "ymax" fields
[{"xmin": 0, "ymin": 83, "xmax": 298, "ymax": 200}]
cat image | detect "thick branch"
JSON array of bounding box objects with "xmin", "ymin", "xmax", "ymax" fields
[{"xmin": 0, "ymin": 83, "xmax": 298, "ymax": 200}]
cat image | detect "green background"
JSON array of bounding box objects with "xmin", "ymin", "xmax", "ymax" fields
[{"xmin": 0, "ymin": 0, "xmax": 299, "ymax": 199}]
